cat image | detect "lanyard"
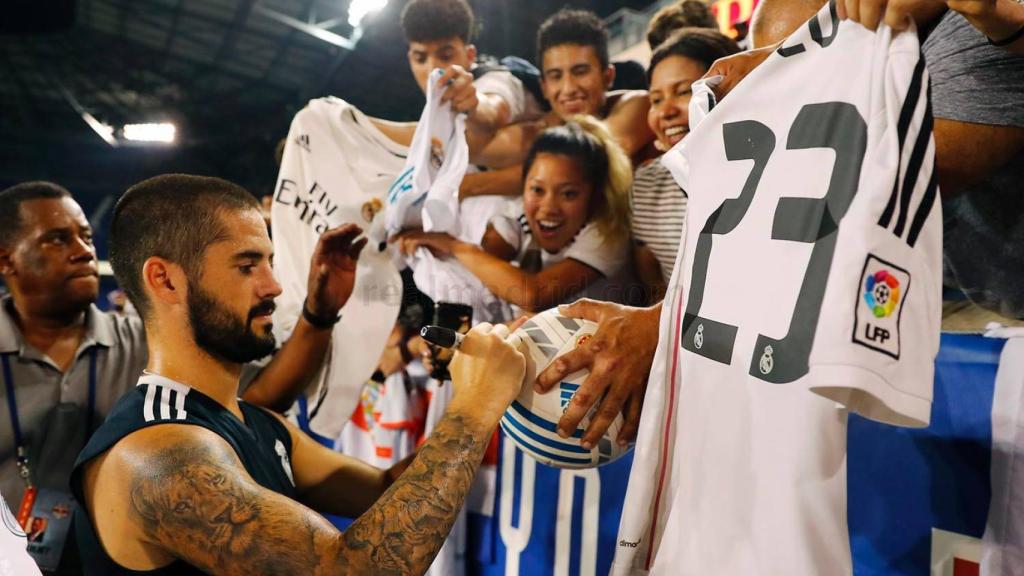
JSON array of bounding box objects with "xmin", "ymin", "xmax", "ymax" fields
[{"xmin": 2, "ymin": 348, "xmax": 98, "ymax": 486}]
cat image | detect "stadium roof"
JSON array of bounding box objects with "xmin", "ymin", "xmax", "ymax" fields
[{"xmin": 0, "ymin": 0, "xmax": 652, "ymax": 198}]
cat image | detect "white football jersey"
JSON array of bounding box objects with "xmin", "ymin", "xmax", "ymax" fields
[
  {"xmin": 614, "ymin": 4, "xmax": 941, "ymax": 575},
  {"xmin": 272, "ymin": 97, "xmax": 406, "ymax": 439}
]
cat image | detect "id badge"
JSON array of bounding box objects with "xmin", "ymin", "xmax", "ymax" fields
[{"xmin": 22, "ymin": 489, "xmax": 74, "ymax": 572}]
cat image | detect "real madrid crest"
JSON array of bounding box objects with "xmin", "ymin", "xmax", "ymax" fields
[{"xmin": 759, "ymin": 345, "xmax": 774, "ymax": 375}]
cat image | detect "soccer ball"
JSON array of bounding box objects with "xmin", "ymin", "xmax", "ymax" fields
[{"xmin": 500, "ymin": 308, "xmax": 634, "ymax": 469}]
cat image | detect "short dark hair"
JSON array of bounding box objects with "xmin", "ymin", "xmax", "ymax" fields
[
  {"xmin": 647, "ymin": 27, "xmax": 741, "ymax": 84},
  {"xmin": 109, "ymin": 174, "xmax": 259, "ymax": 318},
  {"xmin": 401, "ymin": 0, "xmax": 475, "ymax": 43},
  {"xmin": 647, "ymin": 0, "xmax": 720, "ymax": 49},
  {"xmin": 0, "ymin": 181, "xmax": 72, "ymax": 247},
  {"xmin": 537, "ymin": 8, "xmax": 609, "ymax": 70}
]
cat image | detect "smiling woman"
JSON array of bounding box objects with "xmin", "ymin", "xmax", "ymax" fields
[
  {"xmin": 396, "ymin": 116, "xmax": 633, "ymax": 312},
  {"xmin": 630, "ymin": 27, "xmax": 740, "ymax": 301}
]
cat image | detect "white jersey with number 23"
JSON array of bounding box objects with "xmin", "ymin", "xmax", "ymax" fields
[{"xmin": 613, "ymin": 3, "xmax": 942, "ymax": 575}]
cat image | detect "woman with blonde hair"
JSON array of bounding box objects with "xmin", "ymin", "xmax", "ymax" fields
[{"xmin": 397, "ymin": 115, "xmax": 633, "ymax": 312}]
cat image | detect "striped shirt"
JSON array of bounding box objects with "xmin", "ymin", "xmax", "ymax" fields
[{"xmin": 629, "ymin": 160, "xmax": 687, "ymax": 282}]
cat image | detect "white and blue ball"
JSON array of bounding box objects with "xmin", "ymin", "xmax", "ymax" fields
[{"xmin": 501, "ymin": 308, "xmax": 633, "ymax": 469}]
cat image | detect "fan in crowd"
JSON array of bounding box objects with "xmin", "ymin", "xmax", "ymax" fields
[
  {"xmin": 395, "ymin": 116, "xmax": 633, "ymax": 314},
  {"xmin": 630, "ymin": 28, "xmax": 739, "ymax": 302}
]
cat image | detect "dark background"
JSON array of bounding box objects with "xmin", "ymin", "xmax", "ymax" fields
[{"xmin": 0, "ymin": 0, "xmax": 652, "ymax": 212}]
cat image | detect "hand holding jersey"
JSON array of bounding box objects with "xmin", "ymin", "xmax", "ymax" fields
[
  {"xmin": 436, "ymin": 65, "xmax": 480, "ymax": 117},
  {"xmin": 614, "ymin": 4, "xmax": 941, "ymax": 574}
]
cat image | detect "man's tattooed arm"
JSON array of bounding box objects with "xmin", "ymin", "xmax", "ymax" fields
[
  {"xmin": 128, "ymin": 413, "xmax": 493, "ymax": 575},
  {"xmin": 336, "ymin": 413, "xmax": 489, "ymax": 573}
]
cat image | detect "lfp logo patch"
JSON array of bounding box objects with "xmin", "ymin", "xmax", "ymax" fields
[
  {"xmin": 854, "ymin": 254, "xmax": 911, "ymax": 359},
  {"xmin": 864, "ymin": 270, "xmax": 901, "ymax": 318}
]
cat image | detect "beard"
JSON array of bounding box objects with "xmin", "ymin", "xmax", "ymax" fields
[{"xmin": 187, "ymin": 283, "xmax": 277, "ymax": 364}]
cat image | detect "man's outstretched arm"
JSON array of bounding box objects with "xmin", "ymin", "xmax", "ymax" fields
[{"xmin": 88, "ymin": 324, "xmax": 526, "ymax": 576}]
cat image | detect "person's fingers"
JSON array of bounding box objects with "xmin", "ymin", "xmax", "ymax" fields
[
  {"xmin": 452, "ymin": 94, "xmax": 476, "ymax": 114},
  {"xmin": 457, "ymin": 322, "xmax": 494, "ymax": 356},
  {"xmin": 558, "ymin": 298, "xmax": 608, "ymax": 322},
  {"xmin": 436, "ymin": 67, "xmax": 454, "ymax": 84},
  {"xmin": 491, "ymin": 324, "xmax": 510, "ymax": 340},
  {"xmin": 387, "ymin": 230, "xmax": 409, "ymax": 244},
  {"xmin": 883, "ymin": 0, "xmax": 911, "ymax": 30},
  {"xmin": 860, "ymin": 0, "xmax": 885, "ymax": 30},
  {"xmin": 322, "ymin": 223, "xmax": 362, "ymax": 249},
  {"xmin": 617, "ymin": 388, "xmax": 644, "ymax": 445},
  {"xmin": 579, "ymin": 379, "xmax": 630, "ymax": 448},
  {"xmin": 535, "ymin": 345, "xmax": 594, "ymax": 392},
  {"xmin": 846, "ymin": 0, "xmax": 863, "ymax": 24},
  {"xmin": 556, "ymin": 369, "xmax": 611, "ymax": 442},
  {"xmin": 507, "ymin": 315, "xmax": 529, "ymax": 332},
  {"xmin": 505, "ymin": 333, "xmax": 524, "ymax": 354},
  {"xmin": 441, "ymin": 72, "xmax": 471, "ymax": 103},
  {"xmin": 346, "ymin": 236, "xmax": 368, "ymax": 261}
]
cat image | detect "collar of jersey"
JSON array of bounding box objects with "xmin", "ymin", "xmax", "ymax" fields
[{"xmin": 137, "ymin": 371, "xmax": 193, "ymax": 396}]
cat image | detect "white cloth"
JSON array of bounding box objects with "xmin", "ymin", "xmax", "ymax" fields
[
  {"xmin": 0, "ymin": 493, "xmax": 42, "ymax": 576},
  {"xmin": 614, "ymin": 7, "xmax": 941, "ymax": 575},
  {"xmin": 474, "ymin": 69, "xmax": 545, "ymax": 124},
  {"xmin": 390, "ymin": 68, "xmax": 512, "ymax": 323},
  {"xmin": 982, "ymin": 337, "xmax": 1024, "ymax": 575},
  {"xmin": 386, "ymin": 67, "xmax": 468, "ymax": 237},
  {"xmin": 271, "ymin": 97, "xmax": 406, "ymax": 439}
]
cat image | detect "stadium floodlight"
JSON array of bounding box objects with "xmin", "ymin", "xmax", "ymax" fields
[
  {"xmin": 122, "ymin": 123, "xmax": 176, "ymax": 143},
  {"xmin": 348, "ymin": 0, "xmax": 387, "ymax": 28},
  {"xmin": 84, "ymin": 114, "xmax": 117, "ymax": 147}
]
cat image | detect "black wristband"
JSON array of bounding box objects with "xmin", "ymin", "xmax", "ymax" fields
[
  {"xmin": 989, "ymin": 22, "xmax": 1024, "ymax": 46},
  {"xmin": 302, "ymin": 298, "xmax": 340, "ymax": 330}
]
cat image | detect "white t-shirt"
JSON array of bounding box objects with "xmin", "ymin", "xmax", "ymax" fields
[
  {"xmin": 474, "ymin": 69, "xmax": 545, "ymax": 124},
  {"xmin": 0, "ymin": 493, "xmax": 42, "ymax": 576},
  {"xmin": 272, "ymin": 97, "xmax": 407, "ymax": 439},
  {"xmin": 614, "ymin": 5, "xmax": 942, "ymax": 575},
  {"xmin": 490, "ymin": 206, "xmax": 631, "ymax": 304}
]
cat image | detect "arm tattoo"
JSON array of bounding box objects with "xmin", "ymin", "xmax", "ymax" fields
[
  {"xmin": 338, "ymin": 413, "xmax": 489, "ymax": 574},
  {"xmin": 129, "ymin": 414, "xmax": 490, "ymax": 575},
  {"xmin": 129, "ymin": 439, "xmax": 333, "ymax": 575}
]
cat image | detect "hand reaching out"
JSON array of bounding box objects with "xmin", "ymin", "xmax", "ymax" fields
[
  {"xmin": 305, "ymin": 224, "xmax": 368, "ymax": 322},
  {"xmin": 534, "ymin": 299, "xmax": 662, "ymax": 448}
]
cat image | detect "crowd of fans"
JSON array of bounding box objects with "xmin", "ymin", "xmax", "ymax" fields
[{"xmin": 1, "ymin": 0, "xmax": 1022, "ymax": 573}]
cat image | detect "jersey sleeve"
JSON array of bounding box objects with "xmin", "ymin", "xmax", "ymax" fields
[
  {"xmin": 564, "ymin": 223, "xmax": 629, "ymax": 278},
  {"xmin": 474, "ymin": 70, "xmax": 527, "ymax": 124},
  {"xmin": 807, "ymin": 38, "xmax": 941, "ymax": 429}
]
